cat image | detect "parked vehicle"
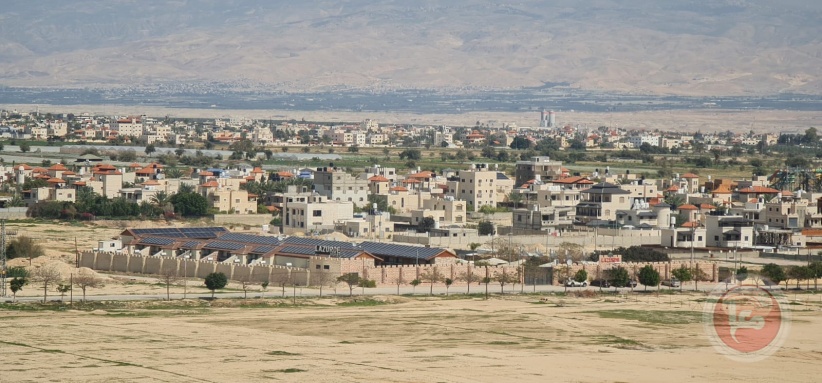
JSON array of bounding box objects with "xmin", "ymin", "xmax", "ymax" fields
[
  {"xmin": 661, "ymin": 278, "xmax": 681, "ymax": 288},
  {"xmin": 565, "ymin": 279, "xmax": 588, "ymax": 287},
  {"xmin": 590, "ymin": 279, "xmax": 611, "ymax": 288},
  {"xmin": 627, "ymin": 280, "xmax": 638, "ymax": 288}
]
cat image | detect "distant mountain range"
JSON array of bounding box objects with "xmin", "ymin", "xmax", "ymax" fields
[{"xmin": 1, "ymin": 0, "xmax": 820, "ymax": 96}]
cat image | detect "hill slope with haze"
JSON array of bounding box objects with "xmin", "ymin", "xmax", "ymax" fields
[{"xmin": 0, "ymin": 0, "xmax": 820, "ymax": 96}]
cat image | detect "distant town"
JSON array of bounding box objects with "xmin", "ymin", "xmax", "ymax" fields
[{"xmin": 0, "ymin": 107, "xmax": 818, "ymax": 266}]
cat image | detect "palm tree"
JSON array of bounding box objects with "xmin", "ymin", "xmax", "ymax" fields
[
  {"xmin": 178, "ymin": 183, "xmax": 196, "ymax": 194},
  {"xmin": 150, "ymin": 191, "xmax": 170, "ymax": 207}
]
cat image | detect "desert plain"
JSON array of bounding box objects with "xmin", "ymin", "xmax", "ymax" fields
[
  {"xmin": 2, "ymin": 293, "xmax": 822, "ymax": 383},
  {"xmin": 2, "ymin": 222, "xmax": 822, "ymax": 383}
]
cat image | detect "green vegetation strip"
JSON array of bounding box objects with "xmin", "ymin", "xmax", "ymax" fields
[{"xmin": 589, "ymin": 309, "xmax": 702, "ymax": 325}]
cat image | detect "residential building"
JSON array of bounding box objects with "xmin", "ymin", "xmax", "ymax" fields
[
  {"xmin": 455, "ymin": 163, "xmax": 498, "ymax": 211},
  {"xmin": 282, "ymin": 192, "xmax": 354, "ymax": 235},
  {"xmin": 312, "ymin": 167, "xmax": 369, "ymax": 206},
  {"xmin": 575, "ymin": 182, "xmax": 632, "ymax": 223},
  {"xmin": 514, "ymin": 156, "xmax": 566, "ymax": 186}
]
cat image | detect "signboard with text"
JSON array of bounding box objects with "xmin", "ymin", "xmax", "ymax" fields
[
  {"xmin": 315, "ymin": 245, "xmax": 341, "ymax": 257},
  {"xmin": 599, "ymin": 254, "xmax": 622, "ymax": 263}
]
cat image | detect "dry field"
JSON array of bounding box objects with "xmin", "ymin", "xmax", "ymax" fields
[
  {"xmin": 1, "ymin": 293, "xmax": 821, "ymax": 383},
  {"xmin": 8, "ymin": 104, "xmax": 822, "ymax": 133}
]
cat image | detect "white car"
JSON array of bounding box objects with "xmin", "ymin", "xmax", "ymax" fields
[
  {"xmin": 565, "ymin": 279, "xmax": 588, "ymax": 287},
  {"xmin": 661, "ymin": 278, "xmax": 681, "ymax": 288}
]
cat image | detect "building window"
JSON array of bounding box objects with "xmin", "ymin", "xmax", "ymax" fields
[
  {"xmin": 324, "ymin": 265, "xmax": 330, "ymax": 270},
  {"xmin": 313, "ymin": 210, "xmax": 321, "ymax": 216}
]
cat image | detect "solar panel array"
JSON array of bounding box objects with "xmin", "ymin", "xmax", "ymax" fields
[
  {"xmin": 218, "ymin": 233, "xmax": 280, "ymax": 245},
  {"xmin": 277, "ymin": 246, "xmax": 361, "ymax": 259},
  {"xmin": 282, "ymin": 237, "xmax": 356, "ymax": 249},
  {"xmin": 138, "ymin": 237, "xmax": 176, "ymax": 246},
  {"xmin": 179, "ymin": 227, "xmax": 228, "ymax": 238},
  {"xmin": 180, "ymin": 241, "xmax": 201, "ymax": 248},
  {"xmin": 359, "ymin": 242, "xmax": 443, "ymax": 259},
  {"xmin": 251, "ymin": 246, "xmax": 277, "ymax": 254},
  {"xmin": 203, "ymin": 241, "xmax": 246, "ymax": 251},
  {"xmin": 129, "ymin": 227, "xmax": 227, "ymax": 239}
]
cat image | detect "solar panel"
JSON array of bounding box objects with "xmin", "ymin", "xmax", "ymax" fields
[
  {"xmin": 203, "ymin": 241, "xmax": 246, "ymax": 251},
  {"xmin": 359, "ymin": 242, "xmax": 442, "ymax": 259},
  {"xmin": 180, "ymin": 241, "xmax": 200, "ymax": 248},
  {"xmin": 138, "ymin": 237, "xmax": 176, "ymax": 246},
  {"xmin": 277, "ymin": 246, "xmax": 361, "ymax": 258},
  {"xmin": 282, "ymin": 237, "xmax": 355, "ymax": 249},
  {"xmin": 219, "ymin": 233, "xmax": 280, "ymax": 245}
]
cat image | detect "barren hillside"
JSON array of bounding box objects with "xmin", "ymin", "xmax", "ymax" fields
[{"xmin": 0, "ymin": 0, "xmax": 820, "ymax": 96}]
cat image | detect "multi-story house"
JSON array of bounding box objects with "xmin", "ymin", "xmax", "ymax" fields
[
  {"xmin": 312, "ymin": 167, "xmax": 369, "ymax": 206},
  {"xmin": 410, "ymin": 197, "xmax": 467, "ymax": 226},
  {"xmin": 114, "ymin": 117, "xmax": 144, "ymax": 137},
  {"xmin": 763, "ymin": 192, "xmax": 807, "ymax": 230},
  {"xmin": 514, "ymin": 156, "xmax": 567, "ymax": 186},
  {"xmin": 282, "ymin": 192, "xmax": 354, "ymax": 235},
  {"xmin": 455, "ymin": 163, "xmax": 497, "ymax": 211},
  {"xmin": 575, "ymin": 182, "xmax": 632, "ymax": 223}
]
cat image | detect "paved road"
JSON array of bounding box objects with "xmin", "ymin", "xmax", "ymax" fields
[{"xmin": 5, "ymin": 281, "xmax": 771, "ymax": 304}]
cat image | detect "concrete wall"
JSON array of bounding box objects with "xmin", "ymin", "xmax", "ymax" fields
[
  {"xmin": 212, "ymin": 214, "xmax": 272, "ymax": 226},
  {"xmin": 548, "ymin": 261, "xmax": 718, "ymax": 286},
  {"xmin": 86, "ymin": 252, "xmax": 717, "ymax": 289},
  {"xmin": 80, "ymin": 251, "xmax": 522, "ymax": 288},
  {"xmin": 393, "ymin": 232, "xmax": 661, "ymax": 250},
  {"xmin": 0, "ymin": 207, "xmax": 28, "ymax": 219}
]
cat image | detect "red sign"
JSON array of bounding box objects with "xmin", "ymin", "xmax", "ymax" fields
[{"xmin": 600, "ymin": 255, "xmax": 622, "ymax": 263}]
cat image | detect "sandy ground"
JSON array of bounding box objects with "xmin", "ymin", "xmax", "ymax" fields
[
  {"xmin": 2, "ymin": 222, "xmax": 822, "ymax": 382},
  {"xmin": 5, "ymin": 103, "xmax": 821, "ymax": 133},
  {"xmin": 1, "ymin": 294, "xmax": 821, "ymax": 383}
]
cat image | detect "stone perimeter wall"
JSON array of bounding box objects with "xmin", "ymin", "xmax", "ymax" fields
[{"xmin": 80, "ymin": 251, "xmax": 717, "ymax": 287}]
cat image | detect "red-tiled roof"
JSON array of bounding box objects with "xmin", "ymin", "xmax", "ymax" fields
[
  {"xmin": 681, "ymin": 173, "xmax": 700, "ymax": 179},
  {"xmin": 251, "ymin": 167, "xmax": 264, "ymax": 174},
  {"xmin": 712, "ymin": 184, "xmax": 733, "ymax": 194},
  {"xmin": 666, "ymin": 185, "xmax": 679, "ymax": 192},
  {"xmin": 368, "ymin": 175, "xmax": 389, "ymax": 182},
  {"xmin": 201, "ymin": 181, "xmax": 219, "ymax": 188},
  {"xmin": 678, "ymin": 204, "xmax": 698, "ymax": 210},
  {"xmin": 46, "ymin": 178, "xmax": 65, "ymax": 184},
  {"xmin": 48, "ymin": 163, "xmax": 68, "ymax": 171},
  {"xmin": 553, "ymin": 176, "xmax": 593, "ymax": 184},
  {"xmin": 699, "ymin": 203, "xmax": 717, "ymax": 209},
  {"xmin": 681, "ymin": 221, "xmax": 700, "ymax": 228},
  {"xmin": 738, "ymin": 186, "xmax": 779, "ymax": 194},
  {"xmin": 408, "ymin": 171, "xmax": 435, "ymax": 179},
  {"xmin": 198, "ymin": 171, "xmax": 214, "ymax": 176},
  {"xmin": 390, "ymin": 186, "xmax": 407, "ymax": 192}
]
